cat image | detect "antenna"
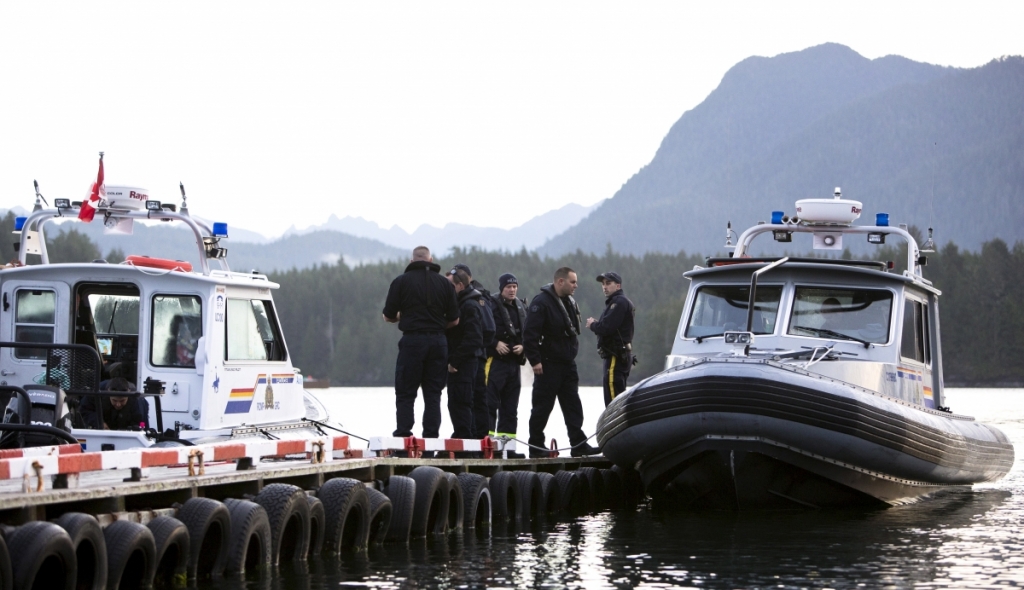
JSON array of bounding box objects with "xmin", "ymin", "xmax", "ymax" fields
[{"xmin": 179, "ymin": 182, "xmax": 189, "ymax": 215}]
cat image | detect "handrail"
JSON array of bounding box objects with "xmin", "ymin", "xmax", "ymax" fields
[{"xmin": 0, "ymin": 422, "xmax": 79, "ymax": 446}]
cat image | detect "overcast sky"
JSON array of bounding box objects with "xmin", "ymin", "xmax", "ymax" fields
[{"xmin": 1, "ymin": 2, "xmax": 1022, "ymax": 238}]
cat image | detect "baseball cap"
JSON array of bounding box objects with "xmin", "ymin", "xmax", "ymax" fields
[{"xmin": 596, "ymin": 272, "xmax": 622, "ymax": 284}]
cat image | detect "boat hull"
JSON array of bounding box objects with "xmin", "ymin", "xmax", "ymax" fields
[{"xmin": 597, "ymin": 358, "xmax": 1014, "ymax": 508}]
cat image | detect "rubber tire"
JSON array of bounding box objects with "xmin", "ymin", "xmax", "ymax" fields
[
  {"xmin": 176, "ymin": 497, "xmax": 230, "ymax": 580},
  {"xmin": 457, "ymin": 473, "xmax": 491, "ymax": 530},
  {"xmin": 599, "ymin": 468, "xmax": 624, "ymax": 510},
  {"xmin": 222, "ymin": 499, "xmax": 271, "ymax": 575},
  {"xmin": 6, "ymin": 521, "xmax": 75, "ymax": 590},
  {"xmin": 365, "ymin": 488, "xmax": 393, "ymax": 545},
  {"xmin": 254, "ymin": 483, "xmax": 311, "ymax": 565},
  {"xmin": 536, "ymin": 472, "xmax": 561, "ymax": 515},
  {"xmin": 488, "ymin": 471, "xmax": 522, "ymax": 523},
  {"xmin": 0, "ymin": 533, "xmax": 11, "ymax": 590},
  {"xmin": 318, "ymin": 477, "xmax": 371, "ymax": 553},
  {"xmin": 305, "ymin": 495, "xmax": 326, "ymax": 556},
  {"xmin": 444, "ymin": 472, "xmax": 465, "ymax": 534},
  {"xmin": 554, "ymin": 471, "xmax": 584, "ymax": 515},
  {"xmin": 408, "ymin": 466, "xmax": 450, "ymax": 536},
  {"xmin": 54, "ymin": 512, "xmax": 107, "ymax": 590},
  {"xmin": 576, "ymin": 467, "xmax": 605, "ymax": 512},
  {"xmin": 612, "ymin": 464, "xmax": 645, "ymax": 508},
  {"xmin": 383, "ymin": 475, "xmax": 416, "ymax": 543},
  {"xmin": 104, "ymin": 520, "xmax": 157, "ymax": 590},
  {"xmin": 147, "ymin": 516, "xmax": 189, "ymax": 588},
  {"xmin": 511, "ymin": 471, "xmax": 542, "ymax": 519}
]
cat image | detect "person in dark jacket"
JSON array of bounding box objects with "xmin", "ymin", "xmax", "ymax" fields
[
  {"xmin": 587, "ymin": 272, "xmax": 636, "ymax": 406},
  {"xmin": 523, "ymin": 267, "xmax": 599, "ymax": 457},
  {"xmin": 79, "ymin": 377, "xmax": 147, "ymax": 430},
  {"xmin": 383, "ymin": 246, "xmax": 460, "ymax": 438},
  {"xmin": 445, "ymin": 267, "xmax": 485, "ymax": 439},
  {"xmin": 451, "ymin": 263, "xmax": 498, "ymax": 440},
  {"xmin": 485, "ymin": 273, "xmax": 528, "ymax": 454}
]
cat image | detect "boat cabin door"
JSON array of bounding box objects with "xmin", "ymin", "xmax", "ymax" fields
[
  {"xmin": 144, "ymin": 294, "xmax": 205, "ymax": 425},
  {"xmin": 0, "ymin": 280, "xmax": 71, "ymax": 388}
]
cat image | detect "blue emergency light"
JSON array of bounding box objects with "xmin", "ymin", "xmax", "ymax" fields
[
  {"xmin": 14, "ymin": 217, "xmax": 26, "ymax": 231},
  {"xmin": 875, "ymin": 213, "xmax": 889, "ymax": 227},
  {"xmin": 212, "ymin": 222, "xmax": 229, "ymax": 238},
  {"xmin": 771, "ymin": 211, "xmax": 784, "ymax": 224}
]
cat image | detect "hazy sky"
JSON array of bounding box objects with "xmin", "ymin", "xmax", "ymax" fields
[{"xmin": 1, "ymin": 2, "xmax": 1022, "ymax": 238}]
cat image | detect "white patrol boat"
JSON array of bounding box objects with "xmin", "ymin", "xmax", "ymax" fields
[
  {"xmin": 596, "ymin": 189, "xmax": 1014, "ymax": 508},
  {"xmin": 0, "ymin": 183, "xmax": 330, "ymax": 452}
]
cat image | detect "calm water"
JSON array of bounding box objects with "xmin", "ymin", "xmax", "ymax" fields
[{"xmin": 209, "ymin": 388, "xmax": 1024, "ymax": 589}]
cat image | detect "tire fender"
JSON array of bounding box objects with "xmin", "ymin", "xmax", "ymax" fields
[
  {"xmin": 0, "ymin": 532, "xmax": 11, "ymax": 590},
  {"xmin": 511, "ymin": 471, "xmax": 542, "ymax": 519},
  {"xmin": 318, "ymin": 477, "xmax": 371, "ymax": 553},
  {"xmin": 444, "ymin": 472, "xmax": 465, "ymax": 533},
  {"xmin": 408, "ymin": 466, "xmax": 450, "ymax": 536},
  {"xmin": 535, "ymin": 472, "xmax": 561, "ymax": 515},
  {"xmin": 488, "ymin": 471, "xmax": 521, "ymax": 523},
  {"xmin": 599, "ymin": 468, "xmax": 624, "ymax": 510},
  {"xmin": 104, "ymin": 520, "xmax": 157, "ymax": 590},
  {"xmin": 365, "ymin": 488, "xmax": 393, "ymax": 545},
  {"xmin": 576, "ymin": 467, "xmax": 604, "ymax": 512},
  {"xmin": 305, "ymin": 495, "xmax": 326, "ymax": 556},
  {"xmin": 53, "ymin": 512, "xmax": 107, "ymax": 590},
  {"xmin": 147, "ymin": 516, "xmax": 190, "ymax": 586},
  {"xmin": 222, "ymin": 499, "xmax": 271, "ymax": 575},
  {"xmin": 383, "ymin": 475, "xmax": 416, "ymax": 543},
  {"xmin": 176, "ymin": 497, "xmax": 230, "ymax": 579},
  {"xmin": 253, "ymin": 483, "xmax": 311, "ymax": 565},
  {"xmin": 554, "ymin": 471, "xmax": 583, "ymax": 515},
  {"xmin": 456, "ymin": 472, "xmax": 491, "ymax": 529},
  {"xmin": 6, "ymin": 521, "xmax": 76, "ymax": 590}
]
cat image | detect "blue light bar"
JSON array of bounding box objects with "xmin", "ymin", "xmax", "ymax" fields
[
  {"xmin": 876, "ymin": 213, "xmax": 889, "ymax": 227},
  {"xmin": 14, "ymin": 217, "xmax": 26, "ymax": 231},
  {"xmin": 212, "ymin": 222, "xmax": 229, "ymax": 238},
  {"xmin": 771, "ymin": 211, "xmax": 784, "ymax": 224}
]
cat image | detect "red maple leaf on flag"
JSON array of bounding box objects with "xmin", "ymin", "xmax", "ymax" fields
[{"xmin": 78, "ymin": 153, "xmax": 105, "ymax": 222}]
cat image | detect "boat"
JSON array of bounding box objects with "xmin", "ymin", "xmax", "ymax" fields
[
  {"xmin": 0, "ymin": 180, "xmax": 331, "ymax": 451},
  {"xmin": 596, "ymin": 189, "xmax": 1014, "ymax": 508}
]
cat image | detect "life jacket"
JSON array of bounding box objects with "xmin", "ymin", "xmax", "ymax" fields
[
  {"xmin": 539, "ymin": 284, "xmax": 581, "ymax": 338},
  {"xmin": 491, "ymin": 292, "xmax": 528, "ymax": 343}
]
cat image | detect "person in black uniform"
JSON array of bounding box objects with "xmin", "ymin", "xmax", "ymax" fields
[
  {"xmin": 523, "ymin": 267, "xmax": 599, "ymax": 458},
  {"xmin": 451, "ymin": 263, "xmax": 497, "ymax": 440},
  {"xmin": 79, "ymin": 377, "xmax": 147, "ymax": 430},
  {"xmin": 383, "ymin": 246, "xmax": 460, "ymax": 438},
  {"xmin": 445, "ymin": 267, "xmax": 486, "ymax": 439},
  {"xmin": 586, "ymin": 272, "xmax": 636, "ymax": 406},
  {"xmin": 485, "ymin": 273, "xmax": 528, "ymax": 454}
]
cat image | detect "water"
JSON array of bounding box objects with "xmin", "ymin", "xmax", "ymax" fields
[{"xmin": 209, "ymin": 388, "xmax": 1024, "ymax": 589}]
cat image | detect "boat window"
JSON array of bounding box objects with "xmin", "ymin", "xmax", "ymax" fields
[
  {"xmin": 89, "ymin": 294, "xmax": 141, "ymax": 335},
  {"xmin": 151, "ymin": 295, "xmax": 203, "ymax": 368},
  {"xmin": 14, "ymin": 289, "xmax": 56, "ymax": 359},
  {"xmin": 684, "ymin": 285, "xmax": 782, "ymax": 339},
  {"xmin": 900, "ymin": 299, "xmax": 930, "ymax": 363},
  {"xmin": 226, "ymin": 299, "xmax": 286, "ymax": 362},
  {"xmin": 787, "ymin": 287, "xmax": 892, "ymax": 344}
]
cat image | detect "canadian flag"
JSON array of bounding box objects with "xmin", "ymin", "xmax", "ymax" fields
[{"xmin": 78, "ymin": 153, "xmax": 105, "ymax": 222}]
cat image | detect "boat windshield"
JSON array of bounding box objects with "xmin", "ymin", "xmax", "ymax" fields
[
  {"xmin": 685, "ymin": 285, "xmax": 783, "ymax": 339},
  {"xmin": 787, "ymin": 287, "xmax": 892, "ymax": 345}
]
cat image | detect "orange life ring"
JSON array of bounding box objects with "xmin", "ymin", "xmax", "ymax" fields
[{"xmin": 125, "ymin": 255, "xmax": 193, "ymax": 272}]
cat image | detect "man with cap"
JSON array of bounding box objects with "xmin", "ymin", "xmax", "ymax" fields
[
  {"xmin": 484, "ymin": 273, "xmax": 528, "ymax": 455},
  {"xmin": 445, "ymin": 267, "xmax": 486, "ymax": 439},
  {"xmin": 587, "ymin": 272, "xmax": 636, "ymax": 406},
  {"xmin": 523, "ymin": 267, "xmax": 599, "ymax": 457},
  {"xmin": 450, "ymin": 263, "xmax": 497, "ymax": 440},
  {"xmin": 383, "ymin": 246, "xmax": 460, "ymax": 440}
]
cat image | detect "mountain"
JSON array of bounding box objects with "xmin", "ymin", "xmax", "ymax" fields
[
  {"xmin": 289, "ymin": 201, "xmax": 601, "ymax": 253},
  {"xmin": 541, "ymin": 44, "xmax": 1024, "ymax": 257}
]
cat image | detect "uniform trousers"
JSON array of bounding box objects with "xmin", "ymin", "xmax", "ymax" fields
[
  {"xmin": 527, "ymin": 360, "xmax": 587, "ymax": 453},
  {"xmin": 470, "ymin": 358, "xmax": 490, "ymax": 439},
  {"xmin": 484, "ymin": 356, "xmax": 521, "ymax": 437},
  {"xmin": 603, "ymin": 354, "xmax": 632, "ymax": 406},
  {"xmin": 446, "ymin": 358, "xmax": 478, "ymax": 440},
  {"xmin": 394, "ymin": 332, "xmax": 448, "ymax": 438}
]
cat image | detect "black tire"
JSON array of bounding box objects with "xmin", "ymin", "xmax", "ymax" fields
[
  {"xmin": 554, "ymin": 471, "xmax": 584, "ymax": 515},
  {"xmin": 488, "ymin": 471, "xmax": 521, "ymax": 523},
  {"xmin": 444, "ymin": 472, "xmax": 464, "ymax": 534},
  {"xmin": 536, "ymin": 472, "xmax": 561, "ymax": 515},
  {"xmin": 104, "ymin": 520, "xmax": 157, "ymax": 590},
  {"xmin": 0, "ymin": 533, "xmax": 11, "ymax": 590},
  {"xmin": 318, "ymin": 478, "xmax": 372, "ymax": 553},
  {"xmin": 383, "ymin": 476, "xmax": 416, "ymax": 543},
  {"xmin": 305, "ymin": 495, "xmax": 326, "ymax": 557},
  {"xmin": 176, "ymin": 497, "xmax": 230, "ymax": 580},
  {"xmin": 365, "ymin": 488, "xmax": 393, "ymax": 545},
  {"xmin": 612, "ymin": 464, "xmax": 645, "ymax": 508},
  {"xmin": 600, "ymin": 468, "xmax": 623, "ymax": 510},
  {"xmin": 576, "ymin": 467, "xmax": 604, "ymax": 512},
  {"xmin": 253, "ymin": 483, "xmax": 311, "ymax": 565},
  {"xmin": 147, "ymin": 516, "xmax": 189, "ymax": 588},
  {"xmin": 457, "ymin": 473, "xmax": 491, "ymax": 530},
  {"xmin": 54, "ymin": 512, "xmax": 107, "ymax": 590},
  {"xmin": 511, "ymin": 471, "xmax": 542, "ymax": 520},
  {"xmin": 5, "ymin": 521, "xmax": 75, "ymax": 590},
  {"xmin": 222, "ymin": 499, "xmax": 271, "ymax": 576},
  {"xmin": 408, "ymin": 466, "xmax": 450, "ymax": 536}
]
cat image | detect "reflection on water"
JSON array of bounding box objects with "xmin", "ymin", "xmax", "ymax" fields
[{"xmin": 198, "ymin": 389, "xmax": 1023, "ymax": 589}]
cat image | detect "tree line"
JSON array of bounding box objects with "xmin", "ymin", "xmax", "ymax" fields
[{"xmin": 2, "ymin": 211, "xmax": 1020, "ymax": 386}]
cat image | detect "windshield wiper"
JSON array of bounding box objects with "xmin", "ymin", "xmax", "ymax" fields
[
  {"xmin": 694, "ymin": 332, "xmax": 724, "ymax": 343},
  {"xmin": 791, "ymin": 325, "xmax": 872, "ymax": 348}
]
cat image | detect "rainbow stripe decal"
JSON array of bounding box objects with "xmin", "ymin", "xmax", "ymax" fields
[{"xmin": 225, "ymin": 374, "xmax": 267, "ymax": 414}]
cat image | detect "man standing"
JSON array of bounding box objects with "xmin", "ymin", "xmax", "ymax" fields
[
  {"xmin": 586, "ymin": 272, "xmax": 636, "ymax": 406},
  {"xmin": 382, "ymin": 246, "xmax": 460, "ymax": 439},
  {"xmin": 451, "ymin": 263, "xmax": 497, "ymax": 439},
  {"xmin": 523, "ymin": 267, "xmax": 599, "ymax": 457},
  {"xmin": 445, "ymin": 267, "xmax": 485, "ymax": 439},
  {"xmin": 485, "ymin": 273, "xmax": 528, "ymax": 453}
]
